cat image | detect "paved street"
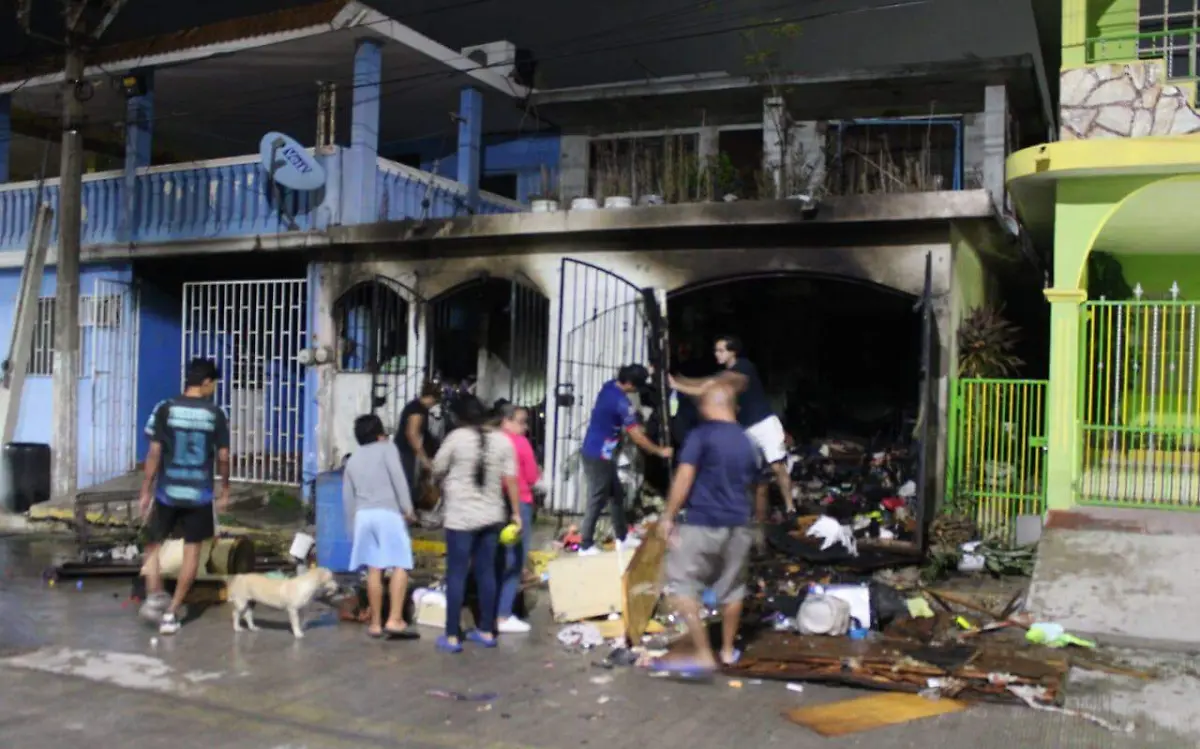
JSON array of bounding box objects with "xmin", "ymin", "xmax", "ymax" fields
[{"xmin": 0, "ymin": 535, "xmax": 1195, "ymax": 749}]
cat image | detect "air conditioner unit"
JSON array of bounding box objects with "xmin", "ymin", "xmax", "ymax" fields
[{"xmin": 461, "ymin": 40, "xmax": 517, "ymax": 82}]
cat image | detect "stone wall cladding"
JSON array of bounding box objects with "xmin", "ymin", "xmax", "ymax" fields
[{"xmin": 1060, "ymin": 62, "xmax": 1200, "ymax": 139}]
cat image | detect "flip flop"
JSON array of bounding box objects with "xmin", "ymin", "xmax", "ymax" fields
[
  {"xmin": 436, "ymin": 635, "xmax": 463, "ymax": 654},
  {"xmin": 465, "ymin": 630, "xmax": 498, "ymax": 648},
  {"xmin": 648, "ymin": 658, "xmax": 716, "ymax": 682},
  {"xmin": 367, "ymin": 629, "xmax": 385, "ymax": 639},
  {"xmin": 385, "ymin": 628, "xmax": 420, "ymax": 641},
  {"xmin": 721, "ymin": 649, "xmax": 742, "ymax": 667}
]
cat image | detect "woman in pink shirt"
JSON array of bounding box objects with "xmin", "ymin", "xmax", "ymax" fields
[{"xmin": 495, "ymin": 403, "xmax": 541, "ymax": 633}]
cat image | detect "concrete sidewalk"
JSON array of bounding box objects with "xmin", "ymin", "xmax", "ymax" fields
[{"xmin": 0, "ymin": 536, "xmax": 1195, "ymax": 749}]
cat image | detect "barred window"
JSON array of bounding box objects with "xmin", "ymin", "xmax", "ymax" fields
[
  {"xmin": 1138, "ymin": 0, "xmax": 1200, "ymax": 79},
  {"xmin": 28, "ymin": 297, "xmax": 55, "ymax": 376}
]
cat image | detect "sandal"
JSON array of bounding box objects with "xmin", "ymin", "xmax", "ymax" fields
[
  {"xmin": 436, "ymin": 635, "xmax": 463, "ymax": 654},
  {"xmin": 367, "ymin": 629, "xmax": 384, "ymax": 639},
  {"xmin": 649, "ymin": 657, "xmax": 716, "ymax": 682},
  {"xmin": 385, "ymin": 627, "xmax": 420, "ymax": 641},
  {"xmin": 721, "ymin": 649, "xmax": 742, "ymax": 666},
  {"xmin": 465, "ymin": 630, "xmax": 498, "ymax": 648}
]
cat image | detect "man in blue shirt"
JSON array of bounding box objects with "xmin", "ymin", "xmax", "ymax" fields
[
  {"xmin": 654, "ymin": 382, "xmax": 758, "ymax": 679},
  {"xmin": 670, "ymin": 334, "xmax": 796, "ymax": 517},
  {"xmin": 578, "ymin": 364, "xmax": 672, "ymax": 555},
  {"xmin": 137, "ymin": 358, "xmax": 231, "ymax": 635}
]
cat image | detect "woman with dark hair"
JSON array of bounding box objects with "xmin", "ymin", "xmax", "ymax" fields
[
  {"xmin": 395, "ymin": 381, "xmax": 442, "ymax": 492},
  {"xmin": 430, "ymin": 395, "xmax": 522, "ymax": 653},
  {"xmin": 494, "ymin": 402, "xmax": 542, "ymax": 634}
]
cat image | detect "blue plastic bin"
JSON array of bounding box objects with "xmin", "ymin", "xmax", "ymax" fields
[{"xmin": 315, "ymin": 469, "xmax": 353, "ymax": 573}]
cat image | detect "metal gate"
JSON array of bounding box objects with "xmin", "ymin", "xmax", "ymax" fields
[
  {"xmin": 84, "ymin": 278, "xmax": 140, "ymax": 488},
  {"xmin": 331, "ymin": 275, "xmax": 426, "ymax": 436},
  {"xmin": 913, "ymin": 252, "xmax": 938, "ymax": 550},
  {"xmin": 427, "ymin": 273, "xmax": 551, "ymax": 452},
  {"xmin": 946, "ymin": 377, "xmax": 1047, "ymax": 541},
  {"xmin": 551, "ymin": 259, "xmax": 657, "ymax": 512},
  {"xmin": 182, "ymin": 279, "xmax": 307, "ymax": 485}
]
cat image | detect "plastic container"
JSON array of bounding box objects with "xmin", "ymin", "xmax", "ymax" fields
[
  {"xmin": 315, "ymin": 470, "xmax": 353, "ymax": 573},
  {"xmin": 1, "ymin": 442, "xmax": 51, "ymax": 513}
]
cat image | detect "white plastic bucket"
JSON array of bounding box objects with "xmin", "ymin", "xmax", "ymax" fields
[
  {"xmin": 531, "ymin": 199, "xmax": 559, "ymax": 213},
  {"xmin": 289, "ymin": 532, "xmax": 315, "ymax": 561},
  {"xmin": 570, "ymin": 197, "xmax": 598, "ymax": 210},
  {"xmin": 604, "ymin": 196, "xmax": 633, "ymax": 209}
]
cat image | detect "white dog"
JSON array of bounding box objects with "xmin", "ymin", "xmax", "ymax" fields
[{"xmin": 227, "ymin": 567, "xmax": 338, "ymax": 638}]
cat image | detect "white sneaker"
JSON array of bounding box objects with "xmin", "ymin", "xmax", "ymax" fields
[
  {"xmin": 497, "ymin": 617, "xmax": 532, "ymax": 634},
  {"xmin": 577, "ymin": 547, "xmax": 601, "ymax": 557},
  {"xmin": 138, "ymin": 593, "xmax": 170, "ymax": 624},
  {"xmin": 159, "ymin": 612, "xmax": 181, "ymax": 636},
  {"xmin": 617, "ymin": 538, "xmax": 641, "ymax": 554}
]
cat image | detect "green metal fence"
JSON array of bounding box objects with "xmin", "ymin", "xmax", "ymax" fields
[
  {"xmin": 1086, "ymin": 27, "xmax": 1200, "ymax": 81},
  {"xmin": 1080, "ymin": 297, "xmax": 1200, "ymax": 507},
  {"xmin": 946, "ymin": 378, "xmax": 1048, "ymax": 541}
]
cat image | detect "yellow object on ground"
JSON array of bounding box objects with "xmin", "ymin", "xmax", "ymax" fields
[{"xmin": 783, "ymin": 693, "xmax": 967, "ymax": 737}]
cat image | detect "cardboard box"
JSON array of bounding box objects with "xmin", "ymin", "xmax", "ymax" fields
[{"xmin": 547, "ymin": 550, "xmax": 633, "ymax": 622}]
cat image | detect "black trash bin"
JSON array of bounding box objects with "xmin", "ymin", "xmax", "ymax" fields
[{"xmin": 2, "ymin": 442, "xmax": 52, "ymax": 513}]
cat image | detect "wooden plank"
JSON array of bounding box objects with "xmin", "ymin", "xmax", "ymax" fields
[
  {"xmin": 623, "ymin": 524, "xmax": 667, "ymax": 644},
  {"xmin": 783, "ymin": 693, "xmax": 967, "ymax": 737}
]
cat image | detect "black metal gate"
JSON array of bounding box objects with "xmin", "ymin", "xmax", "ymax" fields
[
  {"xmin": 426, "ymin": 273, "xmax": 550, "ymax": 454},
  {"xmin": 551, "ymin": 259, "xmax": 658, "ymax": 513},
  {"xmin": 913, "ymin": 252, "xmax": 940, "ymax": 551},
  {"xmin": 332, "ymin": 275, "xmax": 427, "ymax": 433}
]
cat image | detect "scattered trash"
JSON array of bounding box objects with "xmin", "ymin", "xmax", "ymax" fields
[
  {"xmin": 149, "ymin": 637, "xmax": 158, "ymax": 647},
  {"xmin": 905, "ymin": 597, "xmax": 934, "ymax": 619},
  {"xmin": 786, "ymin": 683, "xmax": 805, "ymax": 694},
  {"xmin": 557, "ymin": 623, "xmax": 605, "ymax": 650},
  {"xmin": 727, "ymin": 680, "xmax": 743, "ymax": 689},
  {"xmin": 1006, "ymin": 684, "xmax": 1134, "ymax": 733},
  {"xmin": 426, "ymin": 690, "xmax": 497, "ymax": 702},
  {"xmin": 589, "ymin": 675, "xmax": 613, "ymax": 685},
  {"xmin": 1026, "ymin": 622, "xmax": 1096, "ymax": 649}
]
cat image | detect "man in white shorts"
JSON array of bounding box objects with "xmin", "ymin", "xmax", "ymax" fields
[{"xmin": 670, "ymin": 335, "xmax": 795, "ymax": 518}]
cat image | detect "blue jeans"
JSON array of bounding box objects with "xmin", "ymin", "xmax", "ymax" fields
[
  {"xmin": 444, "ymin": 524, "xmax": 501, "ymax": 639},
  {"xmin": 497, "ymin": 502, "xmax": 535, "ymax": 619}
]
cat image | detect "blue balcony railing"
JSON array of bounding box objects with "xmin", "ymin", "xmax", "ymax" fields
[
  {"xmin": 0, "ymin": 150, "xmax": 522, "ymax": 253},
  {"xmin": 376, "ymin": 158, "xmax": 522, "ymax": 221}
]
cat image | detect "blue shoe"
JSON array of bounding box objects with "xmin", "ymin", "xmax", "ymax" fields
[
  {"xmin": 436, "ymin": 635, "xmax": 463, "ymax": 654},
  {"xmin": 465, "ymin": 630, "xmax": 498, "ymax": 648}
]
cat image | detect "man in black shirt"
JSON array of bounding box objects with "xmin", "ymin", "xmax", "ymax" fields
[
  {"xmin": 670, "ymin": 335, "xmax": 796, "ymax": 517},
  {"xmin": 138, "ymin": 358, "xmax": 231, "ymax": 635},
  {"xmin": 395, "ymin": 380, "xmax": 442, "ymax": 493}
]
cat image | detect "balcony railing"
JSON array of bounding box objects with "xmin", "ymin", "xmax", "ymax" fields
[
  {"xmin": 1087, "ymin": 27, "xmax": 1200, "ymax": 81},
  {"xmin": 376, "ymin": 158, "xmax": 522, "ymax": 221},
  {"xmin": 0, "ymin": 150, "xmax": 523, "ymax": 253}
]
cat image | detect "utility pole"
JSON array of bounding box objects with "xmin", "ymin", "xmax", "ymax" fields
[{"xmin": 52, "ymin": 8, "xmax": 85, "ymax": 503}]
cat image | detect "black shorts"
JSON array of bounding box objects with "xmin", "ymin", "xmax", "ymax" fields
[{"xmin": 147, "ymin": 500, "xmax": 215, "ymax": 544}]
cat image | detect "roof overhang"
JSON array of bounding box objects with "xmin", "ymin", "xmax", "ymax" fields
[
  {"xmin": 0, "ymin": 0, "xmax": 525, "ymax": 99},
  {"xmin": 1006, "ymin": 136, "xmax": 1200, "ymax": 251}
]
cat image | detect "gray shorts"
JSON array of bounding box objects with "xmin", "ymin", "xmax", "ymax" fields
[{"xmin": 664, "ymin": 525, "xmax": 753, "ymax": 605}]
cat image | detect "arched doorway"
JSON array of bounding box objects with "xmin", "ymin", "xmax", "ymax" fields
[
  {"xmin": 427, "ymin": 274, "xmax": 551, "ymax": 456},
  {"xmin": 668, "ymin": 272, "xmax": 922, "ymax": 449}
]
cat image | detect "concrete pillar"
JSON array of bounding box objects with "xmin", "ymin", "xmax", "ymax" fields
[
  {"xmin": 0, "ymin": 95, "xmax": 10, "ymax": 183},
  {"xmin": 120, "ymin": 71, "xmax": 153, "ymax": 241},
  {"xmin": 982, "ymin": 85, "xmax": 1009, "ymax": 214},
  {"xmin": 1043, "ymin": 288, "xmax": 1086, "ymax": 511},
  {"xmin": 456, "ymin": 87, "xmax": 483, "ymax": 213},
  {"xmin": 961, "ymin": 113, "xmax": 985, "ymax": 190},
  {"xmin": 762, "ymin": 96, "xmax": 786, "ymax": 199},
  {"xmin": 558, "ymin": 135, "xmax": 589, "ymax": 202},
  {"xmin": 344, "ymin": 38, "xmax": 382, "ymax": 224}
]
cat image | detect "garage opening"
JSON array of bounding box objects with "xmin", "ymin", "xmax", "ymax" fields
[
  {"xmin": 666, "ymin": 274, "xmax": 924, "ymax": 541},
  {"xmin": 428, "ymin": 275, "xmax": 550, "ymax": 457}
]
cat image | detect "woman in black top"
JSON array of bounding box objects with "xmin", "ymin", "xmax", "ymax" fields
[{"xmin": 395, "ymin": 381, "xmax": 443, "ymax": 491}]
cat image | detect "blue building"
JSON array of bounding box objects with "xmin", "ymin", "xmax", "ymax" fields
[{"xmin": 0, "ymin": 0, "xmax": 1057, "ymax": 516}]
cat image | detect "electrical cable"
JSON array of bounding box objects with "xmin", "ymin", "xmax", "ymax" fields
[{"xmin": 12, "ymin": 0, "xmax": 927, "ymax": 135}]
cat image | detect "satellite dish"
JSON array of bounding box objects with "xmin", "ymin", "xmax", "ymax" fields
[{"xmin": 259, "ymin": 132, "xmax": 326, "ymax": 191}]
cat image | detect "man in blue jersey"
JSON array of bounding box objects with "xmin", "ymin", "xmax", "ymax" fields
[
  {"xmin": 138, "ymin": 358, "xmax": 231, "ymax": 635},
  {"xmin": 578, "ymin": 364, "xmax": 672, "ymax": 555}
]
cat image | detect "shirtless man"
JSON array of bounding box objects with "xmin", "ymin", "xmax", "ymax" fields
[{"xmin": 670, "ymin": 335, "xmax": 795, "ymax": 518}]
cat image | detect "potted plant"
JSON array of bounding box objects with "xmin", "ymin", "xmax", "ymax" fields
[{"xmin": 957, "ymin": 304, "xmax": 1024, "ymax": 378}]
